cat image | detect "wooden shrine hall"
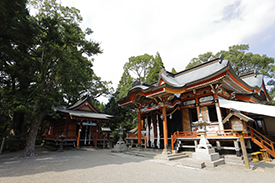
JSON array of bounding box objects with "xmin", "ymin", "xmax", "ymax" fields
[
  {"xmin": 44, "ymin": 96, "xmax": 113, "ymax": 148},
  {"xmin": 118, "ymin": 56, "xmax": 275, "ymax": 158}
]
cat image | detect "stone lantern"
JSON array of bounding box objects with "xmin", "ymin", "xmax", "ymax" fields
[
  {"xmin": 193, "ymin": 114, "xmax": 213, "ymax": 153},
  {"xmin": 111, "ymin": 124, "xmax": 128, "ymax": 153},
  {"xmin": 192, "ymin": 114, "xmax": 225, "ymax": 167}
]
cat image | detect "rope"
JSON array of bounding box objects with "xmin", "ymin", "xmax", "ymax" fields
[{"xmin": 155, "ymin": 106, "xmax": 180, "ymax": 116}]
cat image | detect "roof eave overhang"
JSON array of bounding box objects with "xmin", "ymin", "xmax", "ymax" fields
[{"xmin": 56, "ymin": 110, "xmax": 111, "ymax": 121}]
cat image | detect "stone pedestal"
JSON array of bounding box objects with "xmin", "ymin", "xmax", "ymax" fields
[
  {"xmin": 111, "ymin": 140, "xmax": 128, "ymax": 153},
  {"xmin": 192, "ymin": 114, "xmax": 225, "ymax": 167},
  {"xmin": 192, "ymin": 135, "xmax": 225, "ymax": 167},
  {"xmin": 58, "ymin": 134, "xmax": 66, "ymax": 152},
  {"xmin": 111, "ymin": 124, "xmax": 128, "ymax": 153}
]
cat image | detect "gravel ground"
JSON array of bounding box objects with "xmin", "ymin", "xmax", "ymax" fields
[{"xmin": 0, "ymin": 146, "xmax": 275, "ymax": 183}]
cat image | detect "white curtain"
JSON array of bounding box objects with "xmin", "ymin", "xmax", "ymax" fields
[
  {"xmin": 157, "ymin": 115, "xmax": 160, "ymax": 149},
  {"xmin": 150, "ymin": 123, "xmax": 155, "ymax": 148}
]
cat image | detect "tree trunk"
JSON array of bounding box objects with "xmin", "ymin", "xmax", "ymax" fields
[
  {"xmin": 22, "ymin": 111, "xmax": 44, "ymax": 157},
  {"xmin": 10, "ymin": 111, "xmax": 24, "ymax": 135}
]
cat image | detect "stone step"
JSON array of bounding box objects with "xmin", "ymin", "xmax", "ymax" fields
[
  {"xmin": 154, "ymin": 152, "xmax": 189, "ymax": 161},
  {"xmin": 208, "ymin": 158, "xmax": 225, "ymax": 167},
  {"xmin": 124, "ymin": 151, "xmax": 158, "ymax": 158},
  {"xmin": 140, "ymin": 148, "xmax": 163, "ymax": 153},
  {"xmin": 124, "ymin": 149, "xmax": 190, "ymax": 161}
]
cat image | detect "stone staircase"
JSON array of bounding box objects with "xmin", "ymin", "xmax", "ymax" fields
[
  {"xmin": 154, "ymin": 152, "xmax": 189, "ymax": 161},
  {"xmin": 124, "ymin": 148, "xmax": 189, "ymax": 161}
]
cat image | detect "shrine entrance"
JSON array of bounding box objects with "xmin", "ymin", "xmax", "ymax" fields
[{"xmin": 167, "ymin": 110, "xmax": 182, "ymax": 136}]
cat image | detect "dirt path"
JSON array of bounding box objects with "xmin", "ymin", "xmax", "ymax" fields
[{"xmin": 0, "ymin": 146, "xmax": 274, "ymax": 183}]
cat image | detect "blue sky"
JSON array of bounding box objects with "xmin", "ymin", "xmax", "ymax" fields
[{"xmin": 38, "ymin": 0, "xmax": 275, "ymax": 103}]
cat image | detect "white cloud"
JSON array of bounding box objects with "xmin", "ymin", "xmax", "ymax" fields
[{"xmin": 55, "ymin": 0, "xmax": 275, "ymax": 103}]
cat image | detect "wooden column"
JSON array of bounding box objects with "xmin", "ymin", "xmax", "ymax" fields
[
  {"xmin": 239, "ymin": 132, "xmax": 250, "ymax": 169},
  {"xmin": 214, "ymin": 93, "xmax": 224, "ymax": 130},
  {"xmin": 162, "ymin": 106, "xmax": 168, "ymax": 150},
  {"xmin": 215, "ymin": 103, "xmax": 224, "ymax": 130},
  {"xmin": 196, "ymin": 107, "xmax": 200, "ymax": 119},
  {"xmin": 137, "ymin": 109, "xmax": 142, "ymax": 147},
  {"xmin": 77, "ymin": 124, "xmax": 82, "ymax": 147}
]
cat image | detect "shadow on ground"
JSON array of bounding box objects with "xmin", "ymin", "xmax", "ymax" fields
[
  {"xmin": 0, "ymin": 145, "xmax": 146, "ymax": 178},
  {"xmin": 252, "ymin": 161, "xmax": 275, "ymax": 171}
]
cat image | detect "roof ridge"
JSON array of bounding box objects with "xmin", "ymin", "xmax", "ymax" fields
[{"xmin": 174, "ymin": 57, "xmax": 221, "ymax": 77}]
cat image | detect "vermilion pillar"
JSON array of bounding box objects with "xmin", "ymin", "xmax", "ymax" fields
[
  {"xmin": 162, "ymin": 107, "xmax": 168, "ymax": 150},
  {"xmin": 137, "ymin": 109, "xmax": 142, "ymax": 147}
]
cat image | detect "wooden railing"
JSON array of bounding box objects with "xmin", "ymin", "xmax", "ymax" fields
[
  {"xmin": 248, "ymin": 126, "xmax": 275, "ymax": 158},
  {"xmin": 171, "ymin": 131, "xmax": 197, "ymax": 150},
  {"xmin": 171, "ymin": 130, "xmax": 249, "ymax": 150}
]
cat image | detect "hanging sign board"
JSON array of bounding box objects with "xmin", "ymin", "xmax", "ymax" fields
[
  {"xmin": 82, "ymin": 122, "xmax": 97, "ymax": 126},
  {"xmin": 231, "ymin": 120, "xmax": 244, "ymax": 132}
]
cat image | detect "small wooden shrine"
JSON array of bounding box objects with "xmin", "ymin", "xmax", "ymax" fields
[
  {"xmin": 118, "ymin": 56, "xmax": 275, "ymax": 158},
  {"xmin": 44, "ymin": 96, "xmax": 113, "ymax": 147}
]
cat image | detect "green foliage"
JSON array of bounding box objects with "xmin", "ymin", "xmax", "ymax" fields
[
  {"xmin": 185, "ymin": 45, "xmax": 274, "ymax": 77},
  {"xmin": 146, "ymin": 52, "xmax": 165, "ymax": 83},
  {"xmin": 171, "ymin": 68, "xmax": 177, "ymax": 74},
  {"xmin": 103, "ymin": 92, "xmax": 136, "ymax": 132},
  {"xmin": 217, "ymin": 45, "xmax": 274, "ymax": 77},
  {"xmin": 116, "ymin": 70, "xmax": 134, "ymax": 102},
  {"xmin": 124, "ymin": 53, "xmax": 155, "ymax": 83},
  {"xmin": 0, "ymin": 0, "xmax": 33, "ymax": 138},
  {"xmin": 0, "ymin": 0, "xmax": 112, "ymax": 155},
  {"xmin": 185, "ymin": 52, "xmax": 214, "ymax": 69},
  {"xmin": 117, "ymin": 52, "xmax": 165, "ymax": 101}
]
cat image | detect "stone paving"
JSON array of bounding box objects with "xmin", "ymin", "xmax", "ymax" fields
[{"xmin": 0, "ymin": 146, "xmax": 275, "ymax": 183}]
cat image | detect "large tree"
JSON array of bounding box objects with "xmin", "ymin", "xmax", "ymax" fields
[
  {"xmin": 0, "ymin": 0, "xmax": 36, "ymax": 149},
  {"xmin": 0, "ymin": 0, "xmax": 111, "ymax": 156},
  {"xmin": 186, "ymin": 45, "xmax": 274, "ymax": 77},
  {"xmin": 117, "ymin": 52, "xmax": 164, "ymax": 101}
]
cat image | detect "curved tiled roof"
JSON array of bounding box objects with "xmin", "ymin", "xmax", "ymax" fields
[
  {"xmin": 56, "ymin": 108, "xmax": 113, "ymax": 120},
  {"xmin": 118, "ymin": 57, "xmax": 270, "ymax": 106},
  {"xmin": 242, "ymin": 75, "xmax": 263, "ymax": 88},
  {"xmin": 68, "ymin": 96, "xmax": 90, "ymax": 110},
  {"xmin": 55, "ymin": 96, "xmax": 113, "ymax": 120},
  {"xmin": 160, "ymin": 60, "xmax": 229, "ymax": 87}
]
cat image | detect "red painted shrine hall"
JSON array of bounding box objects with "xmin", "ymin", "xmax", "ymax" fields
[
  {"xmin": 44, "ymin": 96, "xmax": 113, "ymax": 147},
  {"xmin": 118, "ymin": 57, "xmax": 275, "ymax": 158}
]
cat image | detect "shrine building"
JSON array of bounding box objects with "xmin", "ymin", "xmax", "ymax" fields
[
  {"xmin": 44, "ymin": 96, "xmax": 113, "ymax": 148},
  {"xmin": 118, "ymin": 56, "xmax": 275, "ymax": 158}
]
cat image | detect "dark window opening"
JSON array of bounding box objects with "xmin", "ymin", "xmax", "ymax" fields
[
  {"xmin": 220, "ymin": 108, "xmax": 227, "ymax": 119},
  {"xmin": 207, "ymin": 105, "xmax": 218, "ymax": 122},
  {"xmin": 189, "ymin": 108, "xmax": 198, "ymax": 123}
]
